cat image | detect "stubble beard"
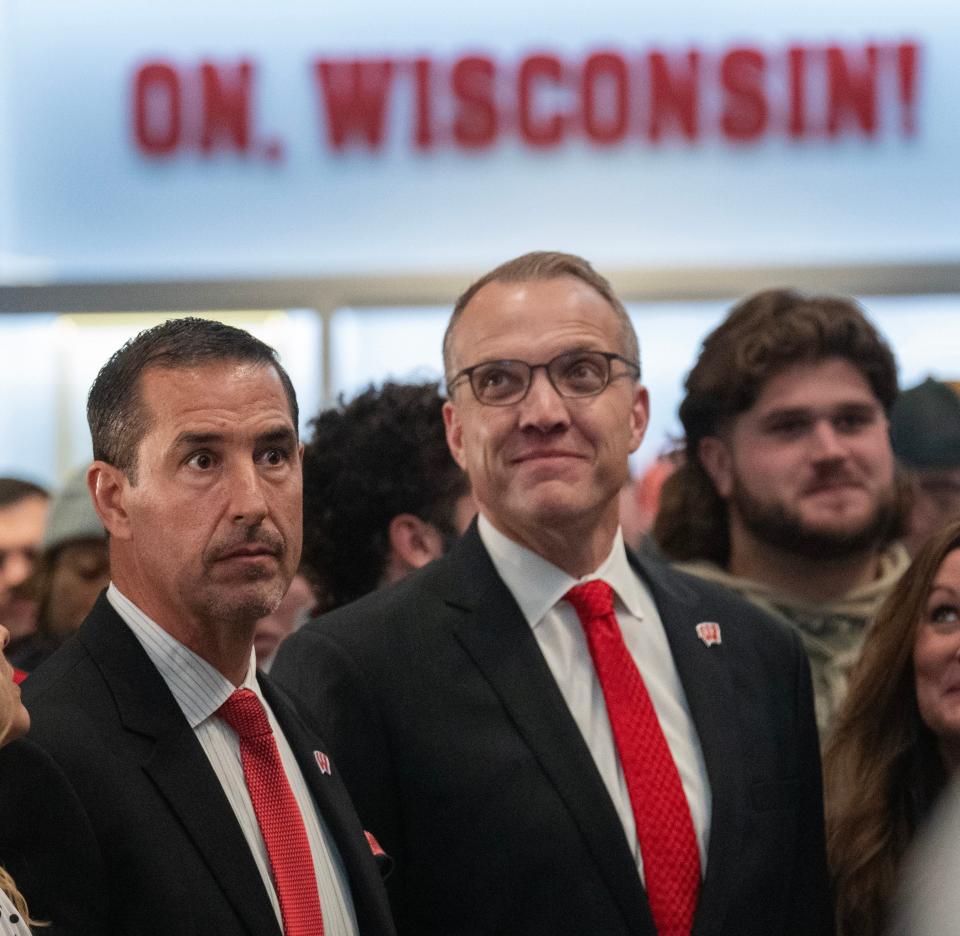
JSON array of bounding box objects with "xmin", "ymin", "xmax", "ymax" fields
[{"xmin": 190, "ymin": 563, "xmax": 289, "ymax": 631}]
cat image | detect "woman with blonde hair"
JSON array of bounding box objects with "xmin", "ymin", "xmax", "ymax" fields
[
  {"xmin": 824, "ymin": 518, "xmax": 960, "ymax": 935},
  {"xmin": 0, "ymin": 624, "xmax": 38, "ymax": 934}
]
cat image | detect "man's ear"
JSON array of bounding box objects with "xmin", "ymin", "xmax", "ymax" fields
[
  {"xmin": 628, "ymin": 384, "xmax": 650, "ymax": 453},
  {"xmin": 88, "ymin": 461, "xmax": 133, "ymax": 540},
  {"xmin": 386, "ymin": 514, "xmax": 445, "ymax": 579},
  {"xmin": 697, "ymin": 436, "xmax": 734, "ymax": 500},
  {"xmin": 443, "ymin": 400, "xmax": 468, "ymax": 471}
]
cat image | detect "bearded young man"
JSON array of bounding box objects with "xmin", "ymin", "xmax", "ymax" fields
[{"xmin": 654, "ymin": 288, "xmax": 910, "ymax": 734}]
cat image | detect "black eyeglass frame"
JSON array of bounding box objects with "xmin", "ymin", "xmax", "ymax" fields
[{"xmin": 447, "ymin": 350, "xmax": 640, "ymax": 407}]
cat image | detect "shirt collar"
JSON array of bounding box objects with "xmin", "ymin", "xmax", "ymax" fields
[
  {"xmin": 477, "ymin": 513, "xmax": 647, "ymax": 627},
  {"xmin": 107, "ymin": 582, "xmax": 260, "ymax": 729}
]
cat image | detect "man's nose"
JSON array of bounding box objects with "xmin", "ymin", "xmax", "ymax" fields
[
  {"xmin": 0, "ymin": 550, "xmax": 34, "ymax": 590},
  {"xmin": 518, "ymin": 367, "xmax": 570, "ymax": 433},
  {"xmin": 809, "ymin": 421, "xmax": 847, "ymax": 461},
  {"xmin": 229, "ymin": 464, "xmax": 269, "ymax": 525}
]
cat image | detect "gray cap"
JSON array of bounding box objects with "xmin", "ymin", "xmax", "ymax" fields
[
  {"xmin": 890, "ymin": 377, "xmax": 960, "ymax": 470},
  {"xmin": 42, "ymin": 465, "xmax": 106, "ymax": 551}
]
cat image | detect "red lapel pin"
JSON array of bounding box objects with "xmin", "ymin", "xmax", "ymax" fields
[{"xmin": 695, "ymin": 621, "xmax": 722, "ymax": 647}]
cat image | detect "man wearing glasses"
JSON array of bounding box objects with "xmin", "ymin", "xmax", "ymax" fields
[{"xmin": 273, "ymin": 252, "xmax": 833, "ymax": 936}]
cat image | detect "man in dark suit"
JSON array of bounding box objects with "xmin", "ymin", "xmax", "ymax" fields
[
  {"xmin": 272, "ymin": 252, "xmax": 834, "ymax": 936},
  {"xmin": 0, "ymin": 318, "xmax": 396, "ymax": 936}
]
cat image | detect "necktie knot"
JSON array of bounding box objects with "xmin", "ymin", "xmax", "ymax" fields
[
  {"xmin": 564, "ymin": 579, "xmax": 616, "ymax": 622},
  {"xmin": 218, "ymin": 688, "xmax": 272, "ymax": 740}
]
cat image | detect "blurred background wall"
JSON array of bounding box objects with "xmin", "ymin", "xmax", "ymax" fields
[{"xmin": 0, "ymin": 0, "xmax": 956, "ymax": 486}]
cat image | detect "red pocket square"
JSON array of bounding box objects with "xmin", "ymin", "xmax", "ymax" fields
[
  {"xmin": 364, "ymin": 830, "xmax": 385, "ymax": 857},
  {"xmin": 364, "ymin": 830, "xmax": 395, "ymax": 878}
]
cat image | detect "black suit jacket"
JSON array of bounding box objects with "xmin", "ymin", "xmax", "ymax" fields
[
  {"xmin": 0, "ymin": 593, "xmax": 396, "ymax": 936},
  {"xmin": 272, "ymin": 524, "xmax": 834, "ymax": 936}
]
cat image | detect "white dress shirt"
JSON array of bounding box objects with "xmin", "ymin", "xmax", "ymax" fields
[
  {"xmin": 108, "ymin": 584, "xmax": 359, "ymax": 936},
  {"xmin": 477, "ymin": 515, "xmax": 711, "ymax": 879}
]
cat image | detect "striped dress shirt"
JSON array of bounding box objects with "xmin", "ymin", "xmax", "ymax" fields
[{"xmin": 108, "ymin": 583, "xmax": 359, "ymax": 936}]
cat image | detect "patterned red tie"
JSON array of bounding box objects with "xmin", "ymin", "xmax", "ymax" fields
[
  {"xmin": 565, "ymin": 580, "xmax": 700, "ymax": 936},
  {"xmin": 218, "ymin": 688, "xmax": 325, "ymax": 936}
]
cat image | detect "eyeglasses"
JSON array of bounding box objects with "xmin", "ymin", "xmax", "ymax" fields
[{"xmin": 447, "ymin": 350, "xmax": 640, "ymax": 407}]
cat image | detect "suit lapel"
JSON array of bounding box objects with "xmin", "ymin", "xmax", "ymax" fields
[
  {"xmin": 632, "ymin": 556, "xmax": 746, "ymax": 936},
  {"xmin": 442, "ymin": 529, "xmax": 656, "ymax": 935},
  {"xmin": 78, "ymin": 596, "xmax": 283, "ymax": 936},
  {"xmin": 262, "ymin": 677, "xmax": 396, "ymax": 936}
]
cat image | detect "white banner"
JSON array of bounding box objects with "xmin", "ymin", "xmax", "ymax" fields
[{"xmin": 0, "ymin": 0, "xmax": 954, "ymax": 281}]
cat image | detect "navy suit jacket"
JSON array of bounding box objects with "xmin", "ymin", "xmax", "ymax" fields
[
  {"xmin": 272, "ymin": 523, "xmax": 834, "ymax": 936},
  {"xmin": 0, "ymin": 593, "xmax": 396, "ymax": 936}
]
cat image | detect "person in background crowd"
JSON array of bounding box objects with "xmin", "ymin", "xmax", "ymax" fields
[
  {"xmin": 890, "ymin": 377, "xmax": 960, "ymax": 557},
  {"xmin": 0, "ymin": 625, "xmax": 36, "ymax": 935},
  {"xmin": 8, "ymin": 466, "xmax": 108, "ymax": 673},
  {"xmin": 298, "ymin": 381, "xmax": 474, "ymax": 614},
  {"xmin": 618, "ymin": 456, "xmax": 676, "ymax": 553},
  {"xmin": 274, "ymin": 252, "xmax": 833, "ymax": 936},
  {"xmin": 653, "ymin": 288, "xmax": 910, "ymax": 733},
  {"xmin": 1, "ymin": 318, "xmax": 396, "ymax": 935},
  {"xmin": 823, "ymin": 518, "xmax": 960, "ymax": 936},
  {"xmin": 254, "ymin": 571, "xmax": 315, "ymax": 671},
  {"xmin": 0, "ymin": 480, "xmax": 48, "ymax": 649}
]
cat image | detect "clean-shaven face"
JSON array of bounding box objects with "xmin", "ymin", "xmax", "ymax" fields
[{"xmin": 443, "ymin": 276, "xmax": 647, "ymax": 547}]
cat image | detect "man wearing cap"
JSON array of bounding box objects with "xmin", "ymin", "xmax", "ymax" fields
[
  {"xmin": 890, "ymin": 377, "xmax": 960, "ymax": 556},
  {"xmin": 274, "ymin": 253, "xmax": 832, "ymax": 936},
  {"xmin": 0, "ymin": 478, "xmax": 48, "ymax": 646},
  {"xmin": 8, "ymin": 465, "xmax": 108, "ymax": 672}
]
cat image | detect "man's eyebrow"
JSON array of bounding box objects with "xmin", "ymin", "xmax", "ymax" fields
[
  {"xmin": 172, "ymin": 431, "xmax": 225, "ymax": 449},
  {"xmin": 760, "ymin": 401, "xmax": 879, "ymax": 422},
  {"xmin": 170, "ymin": 426, "xmax": 298, "ymax": 450},
  {"xmin": 833, "ymin": 402, "xmax": 882, "ymax": 413},
  {"xmin": 256, "ymin": 427, "xmax": 299, "ymax": 446},
  {"xmin": 758, "ymin": 406, "xmax": 812, "ymax": 422}
]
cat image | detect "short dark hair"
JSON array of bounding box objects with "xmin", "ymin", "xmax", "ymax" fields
[
  {"xmin": 301, "ymin": 381, "xmax": 470, "ymax": 613},
  {"xmin": 443, "ymin": 251, "xmax": 639, "ymax": 382},
  {"xmin": 87, "ymin": 317, "xmax": 298, "ymax": 480},
  {"xmin": 655, "ymin": 288, "xmax": 900, "ymax": 563},
  {"xmin": 0, "ymin": 478, "xmax": 48, "ymax": 510}
]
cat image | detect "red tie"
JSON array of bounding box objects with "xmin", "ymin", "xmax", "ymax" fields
[
  {"xmin": 565, "ymin": 580, "xmax": 700, "ymax": 936},
  {"xmin": 218, "ymin": 688, "xmax": 325, "ymax": 936}
]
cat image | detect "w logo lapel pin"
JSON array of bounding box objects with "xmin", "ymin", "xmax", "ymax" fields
[
  {"xmin": 695, "ymin": 621, "xmax": 722, "ymax": 647},
  {"xmin": 314, "ymin": 750, "xmax": 332, "ymax": 775}
]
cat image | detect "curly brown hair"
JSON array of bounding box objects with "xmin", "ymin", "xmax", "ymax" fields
[{"xmin": 654, "ymin": 288, "xmax": 900, "ymax": 565}]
